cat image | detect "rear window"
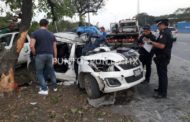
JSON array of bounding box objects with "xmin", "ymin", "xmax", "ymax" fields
[
  {"xmin": 0, "ymin": 34, "xmax": 12, "ymax": 46},
  {"xmin": 120, "ymin": 22, "xmax": 136, "ymax": 27}
]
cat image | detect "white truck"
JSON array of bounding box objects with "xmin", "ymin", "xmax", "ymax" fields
[
  {"xmin": 0, "ymin": 32, "xmax": 31, "ymax": 65},
  {"xmin": 108, "ymin": 19, "xmax": 140, "ymax": 48}
]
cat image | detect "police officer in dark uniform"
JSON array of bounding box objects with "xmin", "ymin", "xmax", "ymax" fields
[
  {"xmin": 147, "ymin": 19, "xmax": 173, "ymax": 98},
  {"xmin": 138, "ymin": 25, "xmax": 156, "ymax": 83}
]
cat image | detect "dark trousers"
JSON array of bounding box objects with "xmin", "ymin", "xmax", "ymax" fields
[
  {"xmin": 154, "ymin": 57, "xmax": 170, "ymax": 96},
  {"xmin": 139, "ymin": 49, "xmax": 153, "ymax": 82},
  {"xmin": 35, "ymin": 54, "xmax": 57, "ymax": 91}
]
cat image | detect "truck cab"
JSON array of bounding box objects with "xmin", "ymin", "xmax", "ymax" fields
[
  {"xmin": 119, "ymin": 19, "xmax": 139, "ymax": 33},
  {"xmin": 107, "ymin": 19, "xmax": 140, "ymax": 49}
]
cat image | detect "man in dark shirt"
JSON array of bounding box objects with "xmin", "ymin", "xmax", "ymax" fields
[
  {"xmin": 148, "ymin": 19, "xmax": 173, "ymax": 98},
  {"xmin": 30, "ymin": 19, "xmax": 57, "ymax": 95},
  {"xmin": 138, "ymin": 25, "xmax": 156, "ymax": 84}
]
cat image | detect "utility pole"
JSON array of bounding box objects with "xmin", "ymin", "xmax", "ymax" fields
[
  {"xmin": 88, "ymin": 12, "xmax": 90, "ymax": 26},
  {"xmin": 137, "ymin": 0, "xmax": 140, "ymax": 15},
  {"xmin": 88, "ymin": 0, "xmax": 91, "ymax": 26}
]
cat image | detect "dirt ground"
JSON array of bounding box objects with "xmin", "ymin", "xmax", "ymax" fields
[
  {"xmin": 0, "ymin": 55, "xmax": 190, "ymax": 122},
  {"xmin": 0, "ymin": 66, "xmax": 134, "ymax": 122}
]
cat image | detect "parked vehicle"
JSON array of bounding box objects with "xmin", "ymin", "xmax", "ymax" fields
[
  {"xmin": 0, "ymin": 32, "xmax": 31, "ymax": 65},
  {"xmin": 107, "ymin": 19, "xmax": 140, "ymax": 48},
  {"xmin": 168, "ymin": 27, "xmax": 178, "ymax": 41},
  {"xmin": 154, "ymin": 27, "xmax": 178, "ymax": 41},
  {"xmin": 54, "ymin": 32, "xmax": 145, "ymax": 99}
]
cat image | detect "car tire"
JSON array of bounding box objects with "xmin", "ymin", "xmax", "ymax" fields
[
  {"xmin": 77, "ymin": 81, "xmax": 85, "ymax": 92},
  {"xmin": 84, "ymin": 74, "xmax": 102, "ymax": 99}
]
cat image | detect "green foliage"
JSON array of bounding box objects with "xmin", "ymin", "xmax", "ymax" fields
[
  {"xmin": 137, "ymin": 7, "xmax": 190, "ymax": 27},
  {"xmin": 159, "ymin": 7, "xmax": 190, "ymax": 22},
  {"xmin": 1, "ymin": 0, "xmax": 76, "ymax": 22},
  {"xmin": 73, "ymin": 0, "xmax": 105, "ymax": 16},
  {"xmin": 48, "ymin": 20, "xmax": 79, "ymax": 32},
  {"xmin": 29, "ymin": 21, "xmax": 39, "ymax": 34},
  {"xmin": 136, "ymin": 13, "xmax": 156, "ymax": 26},
  {"xmin": 72, "ymin": 0, "xmax": 105, "ymax": 24},
  {"xmin": 55, "ymin": 0, "xmax": 75, "ymax": 18},
  {"xmin": 4, "ymin": 0, "xmax": 22, "ymax": 11},
  {"xmin": 36, "ymin": 0, "xmax": 75, "ymax": 21},
  {"xmin": 0, "ymin": 12, "xmax": 14, "ymax": 28},
  {"xmin": 28, "ymin": 20, "xmax": 79, "ymax": 34}
]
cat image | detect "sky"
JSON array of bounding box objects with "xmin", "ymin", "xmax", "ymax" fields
[
  {"xmin": 1, "ymin": 0, "xmax": 190, "ymax": 29},
  {"xmin": 88, "ymin": 0, "xmax": 190, "ymax": 29}
]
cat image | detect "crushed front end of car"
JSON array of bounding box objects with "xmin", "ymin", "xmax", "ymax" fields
[{"xmin": 78, "ymin": 48, "xmax": 145, "ymax": 95}]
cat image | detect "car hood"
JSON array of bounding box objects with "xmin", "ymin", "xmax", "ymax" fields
[{"xmin": 82, "ymin": 52, "xmax": 126, "ymax": 62}]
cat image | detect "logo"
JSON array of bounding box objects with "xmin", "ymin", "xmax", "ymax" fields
[{"xmin": 120, "ymin": 57, "xmax": 139, "ymax": 66}]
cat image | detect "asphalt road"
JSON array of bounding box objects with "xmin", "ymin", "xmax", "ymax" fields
[
  {"xmin": 110, "ymin": 34, "xmax": 190, "ymax": 122},
  {"xmin": 172, "ymin": 33, "xmax": 190, "ymax": 61}
]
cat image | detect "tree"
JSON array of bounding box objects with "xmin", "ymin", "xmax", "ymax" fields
[
  {"xmin": 0, "ymin": 0, "xmax": 33, "ymax": 92},
  {"xmin": 37, "ymin": 0, "xmax": 75, "ymax": 22},
  {"xmin": 0, "ymin": 0, "xmax": 75, "ymax": 92},
  {"xmin": 136, "ymin": 13, "xmax": 156, "ymax": 27},
  {"xmin": 72, "ymin": 0, "xmax": 105, "ymax": 25}
]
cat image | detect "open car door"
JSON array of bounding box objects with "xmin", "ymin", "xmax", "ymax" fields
[{"xmin": 54, "ymin": 32, "xmax": 85, "ymax": 82}]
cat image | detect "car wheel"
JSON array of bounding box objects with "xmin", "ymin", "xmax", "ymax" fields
[
  {"xmin": 84, "ymin": 74, "xmax": 102, "ymax": 99},
  {"xmin": 77, "ymin": 80, "xmax": 85, "ymax": 92}
]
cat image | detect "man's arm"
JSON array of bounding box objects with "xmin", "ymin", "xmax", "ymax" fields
[
  {"xmin": 151, "ymin": 41, "xmax": 165, "ymax": 49},
  {"xmin": 53, "ymin": 41, "xmax": 57, "ymax": 59},
  {"xmin": 149, "ymin": 34, "xmax": 157, "ymax": 42},
  {"xmin": 30, "ymin": 38, "xmax": 36, "ymax": 55},
  {"xmin": 137, "ymin": 35, "xmax": 144, "ymax": 45},
  {"xmin": 53, "ymin": 41, "xmax": 58, "ymax": 64},
  {"xmin": 149, "ymin": 33, "xmax": 167, "ymax": 49}
]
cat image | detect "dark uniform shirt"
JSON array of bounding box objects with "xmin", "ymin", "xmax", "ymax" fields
[
  {"xmin": 31, "ymin": 29, "xmax": 56, "ymax": 55},
  {"xmin": 153, "ymin": 28, "xmax": 173, "ymax": 60},
  {"xmin": 138, "ymin": 32, "xmax": 156, "ymax": 55}
]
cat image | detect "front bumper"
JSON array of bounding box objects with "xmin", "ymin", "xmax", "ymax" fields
[{"xmin": 94, "ymin": 66, "xmax": 145, "ymax": 93}]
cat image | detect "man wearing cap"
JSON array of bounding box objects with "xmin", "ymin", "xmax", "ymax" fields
[
  {"xmin": 147, "ymin": 19, "xmax": 173, "ymax": 98},
  {"xmin": 138, "ymin": 25, "xmax": 156, "ymax": 84},
  {"xmin": 30, "ymin": 19, "xmax": 58, "ymax": 95}
]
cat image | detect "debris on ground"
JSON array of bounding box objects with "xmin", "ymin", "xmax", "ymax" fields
[{"xmin": 87, "ymin": 93, "xmax": 116, "ymax": 108}]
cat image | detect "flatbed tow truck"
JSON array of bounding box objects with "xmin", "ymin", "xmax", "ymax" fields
[{"xmin": 106, "ymin": 19, "xmax": 140, "ymax": 49}]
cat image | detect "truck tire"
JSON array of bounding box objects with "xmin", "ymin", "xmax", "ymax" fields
[{"xmin": 84, "ymin": 74, "xmax": 102, "ymax": 99}]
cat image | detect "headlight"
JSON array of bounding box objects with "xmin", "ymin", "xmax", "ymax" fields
[{"xmin": 105, "ymin": 78, "xmax": 121, "ymax": 87}]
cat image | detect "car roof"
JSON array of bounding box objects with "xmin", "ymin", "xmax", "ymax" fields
[
  {"xmin": 54, "ymin": 32, "xmax": 85, "ymax": 44},
  {"xmin": 0, "ymin": 32, "xmax": 19, "ymax": 37}
]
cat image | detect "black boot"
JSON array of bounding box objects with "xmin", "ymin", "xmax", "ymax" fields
[{"xmin": 153, "ymin": 92, "xmax": 167, "ymax": 99}]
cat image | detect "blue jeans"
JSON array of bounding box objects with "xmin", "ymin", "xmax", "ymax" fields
[{"xmin": 35, "ymin": 54, "xmax": 57, "ymax": 90}]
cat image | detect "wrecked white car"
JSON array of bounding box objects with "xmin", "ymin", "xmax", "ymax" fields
[{"xmin": 54, "ymin": 32, "xmax": 145, "ymax": 99}]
